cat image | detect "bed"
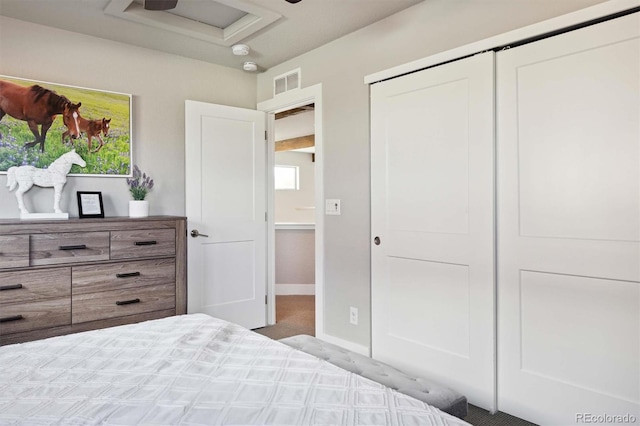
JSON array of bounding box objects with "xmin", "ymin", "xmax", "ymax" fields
[{"xmin": 0, "ymin": 314, "xmax": 470, "ymax": 425}]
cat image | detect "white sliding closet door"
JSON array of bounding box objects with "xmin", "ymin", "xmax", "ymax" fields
[
  {"xmin": 497, "ymin": 13, "xmax": 640, "ymax": 425},
  {"xmin": 371, "ymin": 52, "xmax": 496, "ymax": 410}
]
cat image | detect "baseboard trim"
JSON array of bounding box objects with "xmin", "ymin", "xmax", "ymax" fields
[
  {"xmin": 276, "ymin": 284, "xmax": 315, "ymax": 295},
  {"xmin": 315, "ymin": 332, "xmax": 370, "ymax": 356}
]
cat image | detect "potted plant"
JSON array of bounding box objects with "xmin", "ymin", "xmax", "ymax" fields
[{"xmin": 126, "ymin": 165, "xmax": 154, "ymax": 217}]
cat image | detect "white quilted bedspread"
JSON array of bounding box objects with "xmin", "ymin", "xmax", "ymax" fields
[{"xmin": 0, "ymin": 314, "xmax": 469, "ymax": 426}]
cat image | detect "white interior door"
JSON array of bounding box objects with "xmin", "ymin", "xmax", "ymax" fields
[
  {"xmin": 497, "ymin": 13, "xmax": 640, "ymax": 425},
  {"xmin": 371, "ymin": 52, "xmax": 496, "ymax": 410},
  {"xmin": 185, "ymin": 100, "xmax": 267, "ymax": 330}
]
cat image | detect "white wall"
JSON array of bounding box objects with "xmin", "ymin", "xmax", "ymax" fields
[
  {"xmin": 275, "ymin": 151, "xmax": 315, "ymax": 223},
  {"xmin": 257, "ymin": 0, "xmax": 608, "ymax": 348},
  {"xmin": 276, "ymin": 229, "xmax": 315, "ymax": 289},
  {"xmin": 0, "ymin": 16, "xmax": 256, "ymax": 218}
]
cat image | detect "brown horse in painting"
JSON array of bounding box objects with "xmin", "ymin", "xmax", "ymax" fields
[
  {"xmin": 0, "ymin": 80, "xmax": 82, "ymax": 152},
  {"xmin": 63, "ymin": 114, "xmax": 111, "ymax": 153}
]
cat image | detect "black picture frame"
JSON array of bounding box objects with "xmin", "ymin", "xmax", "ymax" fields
[{"xmin": 77, "ymin": 191, "xmax": 105, "ymax": 218}]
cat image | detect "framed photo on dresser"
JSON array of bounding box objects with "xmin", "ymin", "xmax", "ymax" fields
[{"xmin": 77, "ymin": 191, "xmax": 104, "ymax": 218}]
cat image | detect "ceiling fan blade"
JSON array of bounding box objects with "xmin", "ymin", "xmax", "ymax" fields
[
  {"xmin": 285, "ymin": 0, "xmax": 303, "ymax": 3},
  {"xmin": 144, "ymin": 0, "xmax": 178, "ymax": 11}
]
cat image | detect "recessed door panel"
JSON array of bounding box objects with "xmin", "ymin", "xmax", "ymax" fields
[
  {"xmin": 516, "ymin": 38, "xmax": 639, "ymax": 242},
  {"xmin": 387, "ymin": 79, "xmax": 470, "ymax": 235}
]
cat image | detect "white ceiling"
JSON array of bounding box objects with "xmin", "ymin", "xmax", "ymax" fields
[{"xmin": 0, "ymin": 0, "xmax": 423, "ymax": 71}]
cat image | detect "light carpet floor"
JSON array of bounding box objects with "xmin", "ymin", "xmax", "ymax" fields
[{"xmin": 253, "ymin": 295, "xmax": 315, "ymax": 340}]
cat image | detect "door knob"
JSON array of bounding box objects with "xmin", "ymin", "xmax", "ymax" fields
[
  {"xmin": 190, "ymin": 229, "xmax": 209, "ymax": 238},
  {"xmin": 374, "ymin": 236, "xmax": 381, "ymax": 246}
]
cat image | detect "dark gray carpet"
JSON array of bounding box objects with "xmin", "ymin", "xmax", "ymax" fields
[{"xmin": 466, "ymin": 404, "xmax": 538, "ymax": 426}]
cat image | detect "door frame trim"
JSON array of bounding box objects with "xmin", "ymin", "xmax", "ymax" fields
[{"xmin": 257, "ymin": 84, "xmax": 324, "ymax": 335}]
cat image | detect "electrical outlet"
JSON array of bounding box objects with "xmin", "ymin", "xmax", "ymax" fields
[{"xmin": 349, "ymin": 306, "xmax": 358, "ymax": 325}]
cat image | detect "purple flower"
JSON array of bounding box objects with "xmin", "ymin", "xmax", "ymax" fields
[{"xmin": 127, "ymin": 164, "xmax": 154, "ymax": 200}]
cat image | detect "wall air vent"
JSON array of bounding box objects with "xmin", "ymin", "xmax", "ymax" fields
[{"xmin": 274, "ymin": 68, "xmax": 301, "ymax": 96}]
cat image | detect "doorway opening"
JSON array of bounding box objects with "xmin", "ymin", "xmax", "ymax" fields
[
  {"xmin": 255, "ymin": 83, "xmax": 324, "ymax": 341},
  {"xmin": 272, "ymin": 104, "xmax": 316, "ymax": 338}
]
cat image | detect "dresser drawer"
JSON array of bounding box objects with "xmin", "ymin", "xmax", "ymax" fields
[
  {"xmin": 72, "ymin": 282, "xmax": 175, "ymax": 324},
  {"xmin": 30, "ymin": 232, "xmax": 110, "ymax": 266},
  {"xmin": 0, "ymin": 298, "xmax": 71, "ymax": 336},
  {"xmin": 111, "ymin": 229, "xmax": 175, "ymax": 260},
  {"xmin": 0, "ymin": 268, "xmax": 70, "ymax": 305},
  {"xmin": 0, "ymin": 235, "xmax": 29, "ymax": 269},
  {"xmin": 73, "ymin": 259, "xmax": 175, "ymax": 295}
]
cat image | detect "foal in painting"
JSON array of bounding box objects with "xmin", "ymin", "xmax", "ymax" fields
[
  {"xmin": 0, "ymin": 80, "xmax": 82, "ymax": 152},
  {"xmin": 63, "ymin": 114, "xmax": 111, "ymax": 153},
  {"xmin": 6, "ymin": 150, "xmax": 86, "ymax": 215}
]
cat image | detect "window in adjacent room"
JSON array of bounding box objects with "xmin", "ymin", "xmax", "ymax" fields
[{"xmin": 274, "ymin": 165, "xmax": 299, "ymax": 190}]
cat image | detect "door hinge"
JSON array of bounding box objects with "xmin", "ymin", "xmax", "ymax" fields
[
  {"xmin": 265, "ymin": 130, "xmax": 268, "ymax": 141},
  {"xmin": 265, "ymin": 295, "xmax": 268, "ymax": 304},
  {"xmin": 265, "ymin": 212, "xmax": 268, "ymax": 222}
]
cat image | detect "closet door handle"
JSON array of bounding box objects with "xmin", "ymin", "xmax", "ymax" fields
[
  {"xmin": 373, "ymin": 236, "xmax": 381, "ymax": 246},
  {"xmin": 0, "ymin": 284, "xmax": 23, "ymax": 291},
  {"xmin": 0, "ymin": 314, "xmax": 24, "ymax": 323},
  {"xmin": 116, "ymin": 272, "xmax": 141, "ymax": 279},
  {"xmin": 59, "ymin": 244, "xmax": 87, "ymax": 250},
  {"xmin": 134, "ymin": 241, "xmax": 157, "ymax": 246},
  {"xmin": 116, "ymin": 298, "xmax": 141, "ymax": 306}
]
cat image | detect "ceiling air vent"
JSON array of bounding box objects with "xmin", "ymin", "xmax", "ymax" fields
[{"xmin": 274, "ymin": 69, "xmax": 301, "ymax": 96}]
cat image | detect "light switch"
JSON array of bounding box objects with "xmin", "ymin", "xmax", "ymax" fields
[{"xmin": 325, "ymin": 199, "xmax": 341, "ymax": 215}]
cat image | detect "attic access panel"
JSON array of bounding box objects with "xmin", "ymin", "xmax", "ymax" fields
[
  {"xmin": 151, "ymin": 0, "xmax": 247, "ymax": 28},
  {"xmin": 105, "ymin": 0, "xmax": 281, "ymax": 46}
]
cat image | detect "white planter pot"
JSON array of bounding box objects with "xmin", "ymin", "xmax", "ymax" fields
[{"xmin": 129, "ymin": 200, "xmax": 149, "ymax": 218}]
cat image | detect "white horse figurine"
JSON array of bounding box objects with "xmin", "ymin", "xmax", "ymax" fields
[{"xmin": 6, "ymin": 149, "xmax": 86, "ymax": 215}]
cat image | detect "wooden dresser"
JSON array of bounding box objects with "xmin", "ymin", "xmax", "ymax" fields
[{"xmin": 0, "ymin": 216, "xmax": 187, "ymax": 346}]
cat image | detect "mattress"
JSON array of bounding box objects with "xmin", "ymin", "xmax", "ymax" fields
[{"xmin": 0, "ymin": 314, "xmax": 470, "ymax": 425}]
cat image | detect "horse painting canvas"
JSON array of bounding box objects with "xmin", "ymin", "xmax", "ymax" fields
[
  {"xmin": 0, "ymin": 76, "xmax": 131, "ymax": 176},
  {"xmin": 6, "ymin": 149, "xmax": 86, "ymax": 216}
]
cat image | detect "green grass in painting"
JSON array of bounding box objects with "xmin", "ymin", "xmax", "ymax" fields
[{"xmin": 0, "ymin": 76, "xmax": 131, "ymax": 175}]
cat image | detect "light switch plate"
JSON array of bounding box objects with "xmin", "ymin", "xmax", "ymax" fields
[
  {"xmin": 350, "ymin": 306, "xmax": 358, "ymax": 325},
  {"xmin": 325, "ymin": 199, "xmax": 341, "ymax": 215}
]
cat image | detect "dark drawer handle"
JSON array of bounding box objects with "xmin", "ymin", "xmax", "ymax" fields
[
  {"xmin": 59, "ymin": 244, "xmax": 87, "ymax": 251},
  {"xmin": 116, "ymin": 272, "xmax": 141, "ymax": 279},
  {"xmin": 116, "ymin": 298, "xmax": 141, "ymax": 306},
  {"xmin": 0, "ymin": 314, "xmax": 24, "ymax": 323},
  {"xmin": 134, "ymin": 241, "xmax": 157, "ymax": 246},
  {"xmin": 0, "ymin": 284, "xmax": 23, "ymax": 291}
]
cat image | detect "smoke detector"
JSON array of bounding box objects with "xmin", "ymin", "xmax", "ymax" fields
[
  {"xmin": 243, "ymin": 62, "xmax": 258, "ymax": 72},
  {"xmin": 232, "ymin": 44, "xmax": 250, "ymax": 56}
]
